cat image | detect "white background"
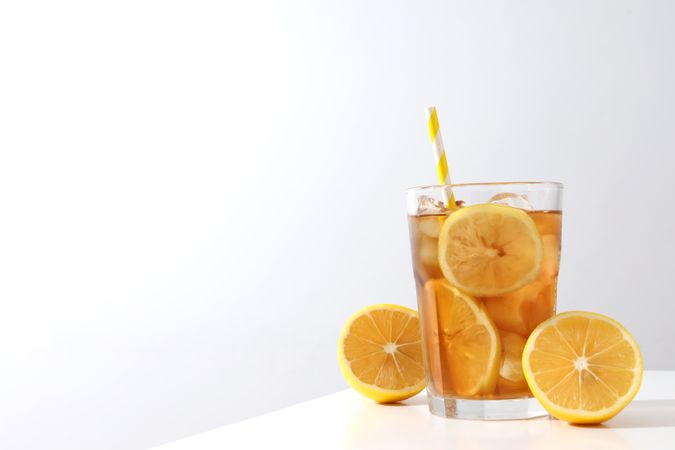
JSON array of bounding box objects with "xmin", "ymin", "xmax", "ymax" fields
[{"xmin": 1, "ymin": 1, "xmax": 674, "ymax": 449}]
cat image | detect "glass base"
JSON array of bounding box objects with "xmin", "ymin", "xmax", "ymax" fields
[{"xmin": 428, "ymin": 391, "xmax": 549, "ymax": 420}]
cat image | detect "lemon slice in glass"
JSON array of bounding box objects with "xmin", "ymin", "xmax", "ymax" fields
[
  {"xmin": 423, "ymin": 279, "xmax": 500, "ymax": 396},
  {"xmin": 438, "ymin": 204, "xmax": 543, "ymax": 297}
]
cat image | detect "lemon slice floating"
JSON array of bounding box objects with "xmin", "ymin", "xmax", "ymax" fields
[
  {"xmin": 338, "ymin": 304, "xmax": 426, "ymax": 403},
  {"xmin": 522, "ymin": 311, "xmax": 643, "ymax": 424},
  {"xmin": 438, "ymin": 204, "xmax": 543, "ymax": 297},
  {"xmin": 423, "ymin": 279, "xmax": 500, "ymax": 396}
]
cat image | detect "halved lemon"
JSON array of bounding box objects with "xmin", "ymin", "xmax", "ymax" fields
[
  {"xmin": 338, "ymin": 304, "xmax": 426, "ymax": 403},
  {"xmin": 438, "ymin": 204, "xmax": 543, "ymax": 297},
  {"xmin": 423, "ymin": 279, "xmax": 500, "ymax": 396},
  {"xmin": 522, "ymin": 311, "xmax": 643, "ymax": 424}
]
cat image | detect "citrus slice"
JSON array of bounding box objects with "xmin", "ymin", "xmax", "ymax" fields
[
  {"xmin": 438, "ymin": 204, "xmax": 543, "ymax": 297},
  {"xmin": 482, "ymin": 277, "xmax": 556, "ymax": 337},
  {"xmin": 423, "ymin": 279, "xmax": 500, "ymax": 396},
  {"xmin": 338, "ymin": 304, "xmax": 426, "ymax": 403},
  {"xmin": 522, "ymin": 311, "xmax": 643, "ymax": 424}
]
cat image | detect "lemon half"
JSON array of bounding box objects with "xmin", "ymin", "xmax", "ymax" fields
[
  {"xmin": 338, "ymin": 304, "xmax": 426, "ymax": 403},
  {"xmin": 522, "ymin": 311, "xmax": 643, "ymax": 424}
]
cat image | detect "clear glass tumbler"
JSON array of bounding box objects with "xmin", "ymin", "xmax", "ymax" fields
[{"xmin": 406, "ymin": 182, "xmax": 563, "ymax": 419}]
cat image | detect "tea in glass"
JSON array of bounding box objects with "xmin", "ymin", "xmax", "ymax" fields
[{"xmin": 406, "ymin": 182, "xmax": 562, "ymax": 419}]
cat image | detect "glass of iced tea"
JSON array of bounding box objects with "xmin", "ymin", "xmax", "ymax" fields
[{"xmin": 406, "ymin": 182, "xmax": 563, "ymax": 419}]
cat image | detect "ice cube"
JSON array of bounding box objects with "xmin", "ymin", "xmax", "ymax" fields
[
  {"xmin": 540, "ymin": 235, "xmax": 560, "ymax": 276},
  {"xmin": 416, "ymin": 195, "xmax": 449, "ymax": 215},
  {"xmin": 418, "ymin": 216, "xmax": 442, "ymax": 238},
  {"xmin": 419, "ymin": 235, "xmax": 439, "ymax": 267},
  {"xmin": 488, "ymin": 192, "xmax": 534, "ymax": 210}
]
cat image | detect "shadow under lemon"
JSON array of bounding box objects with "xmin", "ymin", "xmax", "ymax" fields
[{"xmin": 602, "ymin": 399, "xmax": 675, "ymax": 429}]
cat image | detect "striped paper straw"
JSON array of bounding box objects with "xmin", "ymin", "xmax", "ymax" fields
[{"xmin": 425, "ymin": 106, "xmax": 456, "ymax": 207}]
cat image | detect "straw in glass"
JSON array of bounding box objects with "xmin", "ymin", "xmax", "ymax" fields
[{"xmin": 425, "ymin": 106, "xmax": 456, "ymax": 208}]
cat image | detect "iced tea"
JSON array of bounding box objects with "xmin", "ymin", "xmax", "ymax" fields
[{"xmin": 406, "ymin": 184, "xmax": 562, "ymax": 410}]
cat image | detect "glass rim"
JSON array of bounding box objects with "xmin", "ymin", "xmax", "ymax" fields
[{"xmin": 405, "ymin": 181, "xmax": 563, "ymax": 194}]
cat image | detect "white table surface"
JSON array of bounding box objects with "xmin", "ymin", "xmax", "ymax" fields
[{"xmin": 152, "ymin": 371, "xmax": 675, "ymax": 450}]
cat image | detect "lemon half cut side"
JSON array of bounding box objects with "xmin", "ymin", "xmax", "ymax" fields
[
  {"xmin": 338, "ymin": 304, "xmax": 426, "ymax": 403},
  {"xmin": 522, "ymin": 311, "xmax": 643, "ymax": 424}
]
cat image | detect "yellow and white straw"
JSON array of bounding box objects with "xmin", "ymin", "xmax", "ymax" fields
[{"xmin": 425, "ymin": 106, "xmax": 456, "ymax": 207}]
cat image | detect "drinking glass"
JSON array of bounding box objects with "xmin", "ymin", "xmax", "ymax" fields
[{"xmin": 406, "ymin": 182, "xmax": 563, "ymax": 419}]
